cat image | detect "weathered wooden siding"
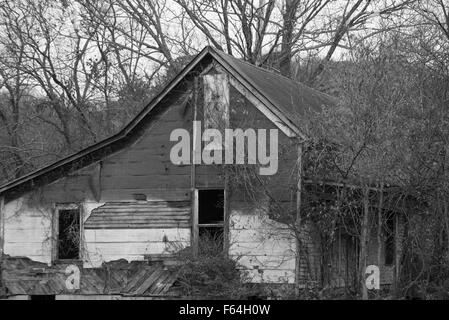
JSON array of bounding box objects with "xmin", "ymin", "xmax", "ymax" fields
[
  {"xmin": 226, "ymin": 85, "xmax": 306, "ymax": 284},
  {"xmin": 100, "ymin": 101, "xmax": 193, "ymax": 194},
  {"xmin": 2, "ymin": 96, "xmax": 194, "ymax": 267},
  {"xmin": 84, "ymin": 201, "xmax": 191, "ymax": 229},
  {"xmin": 229, "ymin": 205, "xmax": 296, "ymax": 283},
  {"xmin": 83, "ymin": 227, "xmax": 190, "ymax": 268}
]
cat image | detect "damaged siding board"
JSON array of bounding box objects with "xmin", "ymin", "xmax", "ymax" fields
[{"xmin": 84, "ymin": 201, "xmax": 191, "ymax": 229}]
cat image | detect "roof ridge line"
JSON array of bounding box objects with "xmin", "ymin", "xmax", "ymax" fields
[{"xmin": 209, "ymin": 46, "xmax": 309, "ymax": 87}]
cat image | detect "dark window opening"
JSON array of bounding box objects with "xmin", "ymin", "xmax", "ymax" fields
[
  {"xmin": 199, "ymin": 189, "xmax": 224, "ymax": 224},
  {"xmin": 30, "ymin": 295, "xmax": 55, "ymax": 300},
  {"xmin": 384, "ymin": 214, "xmax": 395, "ymax": 266},
  {"xmin": 198, "ymin": 190, "xmax": 224, "ymax": 254},
  {"xmin": 57, "ymin": 208, "xmax": 80, "ymax": 260}
]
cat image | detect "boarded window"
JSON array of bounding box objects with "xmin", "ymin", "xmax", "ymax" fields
[
  {"xmin": 198, "ymin": 189, "xmax": 224, "ymax": 254},
  {"xmin": 57, "ymin": 208, "xmax": 81, "ymax": 260}
]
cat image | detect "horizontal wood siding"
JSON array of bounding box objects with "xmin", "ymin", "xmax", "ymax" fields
[
  {"xmin": 84, "ymin": 201, "xmax": 191, "ymax": 229},
  {"xmin": 100, "ymin": 102, "xmax": 192, "ymax": 196}
]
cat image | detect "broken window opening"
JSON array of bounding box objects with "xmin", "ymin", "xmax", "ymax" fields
[
  {"xmin": 198, "ymin": 189, "xmax": 225, "ymax": 255},
  {"xmin": 56, "ymin": 207, "xmax": 81, "ymax": 260}
]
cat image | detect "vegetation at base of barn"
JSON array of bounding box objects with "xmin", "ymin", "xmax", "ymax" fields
[{"xmin": 173, "ymin": 235, "xmax": 259, "ymax": 299}]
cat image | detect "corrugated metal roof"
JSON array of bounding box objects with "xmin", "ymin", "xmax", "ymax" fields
[
  {"xmin": 84, "ymin": 201, "xmax": 191, "ymax": 229},
  {"xmin": 1, "ymin": 256, "xmax": 179, "ymax": 297}
]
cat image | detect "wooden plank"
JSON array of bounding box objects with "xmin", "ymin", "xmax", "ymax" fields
[
  {"xmin": 85, "ymin": 222, "xmax": 191, "ymax": 228},
  {"xmin": 124, "ymin": 268, "xmax": 148, "ymax": 293},
  {"xmin": 94, "ymin": 205, "xmax": 191, "ymax": 211},
  {"xmin": 97, "ymin": 200, "xmax": 191, "ymax": 206},
  {"xmin": 101, "ymin": 189, "xmax": 190, "ymax": 202},
  {"xmin": 192, "ymin": 189, "xmax": 198, "ymax": 257},
  {"xmin": 146, "ymin": 270, "xmax": 171, "ymax": 295},
  {"xmin": 90, "ymin": 213, "xmax": 190, "ymax": 219},
  {"xmin": 101, "ymin": 162, "xmax": 189, "ymax": 176},
  {"xmin": 134, "ymin": 268, "xmax": 165, "ymax": 295},
  {"xmin": 86, "ymin": 217, "xmax": 189, "ymax": 223},
  {"xmin": 93, "ymin": 208, "xmax": 190, "ymax": 214},
  {"xmin": 84, "ymin": 223, "xmax": 191, "ymax": 229},
  {"xmin": 85, "ymin": 228, "xmax": 190, "ymax": 243},
  {"xmin": 155, "ymin": 271, "xmax": 179, "ymax": 295},
  {"xmin": 101, "ymin": 175, "xmax": 191, "ymax": 190},
  {"xmin": 85, "ymin": 241, "xmax": 189, "ymax": 256}
]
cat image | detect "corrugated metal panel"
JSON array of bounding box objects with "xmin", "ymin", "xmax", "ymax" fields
[{"xmin": 84, "ymin": 201, "xmax": 191, "ymax": 229}]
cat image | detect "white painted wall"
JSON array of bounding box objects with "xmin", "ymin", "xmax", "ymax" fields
[
  {"xmin": 83, "ymin": 228, "xmax": 190, "ymax": 267},
  {"xmin": 229, "ymin": 209, "xmax": 297, "ymax": 284},
  {"xmin": 2, "ymin": 196, "xmax": 190, "ymax": 268},
  {"xmin": 3, "ymin": 196, "xmax": 53, "ymax": 264}
]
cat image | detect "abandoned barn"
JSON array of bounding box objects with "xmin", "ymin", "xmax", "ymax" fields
[{"xmin": 0, "ymin": 46, "xmax": 404, "ymax": 299}]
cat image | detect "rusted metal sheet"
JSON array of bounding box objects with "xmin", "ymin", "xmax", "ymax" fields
[
  {"xmin": 1, "ymin": 255, "xmax": 179, "ymax": 297},
  {"xmin": 84, "ymin": 201, "xmax": 191, "ymax": 229}
]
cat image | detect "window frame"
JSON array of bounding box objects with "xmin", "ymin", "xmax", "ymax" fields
[
  {"xmin": 52, "ymin": 203, "xmax": 83, "ymax": 263},
  {"xmin": 192, "ymin": 188, "xmax": 227, "ymax": 256}
]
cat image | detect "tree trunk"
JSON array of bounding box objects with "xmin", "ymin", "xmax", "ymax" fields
[
  {"xmin": 280, "ymin": 0, "xmax": 297, "ymax": 77},
  {"xmin": 376, "ymin": 183, "xmax": 384, "ymax": 297},
  {"xmin": 359, "ymin": 186, "xmax": 370, "ymax": 300}
]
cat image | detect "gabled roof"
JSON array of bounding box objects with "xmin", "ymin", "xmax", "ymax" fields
[
  {"xmin": 0, "ymin": 46, "xmax": 336, "ymax": 200},
  {"xmin": 213, "ymin": 49, "xmax": 336, "ymax": 121}
]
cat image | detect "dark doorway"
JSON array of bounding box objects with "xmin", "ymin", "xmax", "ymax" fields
[
  {"xmin": 57, "ymin": 208, "xmax": 81, "ymax": 260},
  {"xmin": 198, "ymin": 189, "xmax": 224, "ymax": 254}
]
